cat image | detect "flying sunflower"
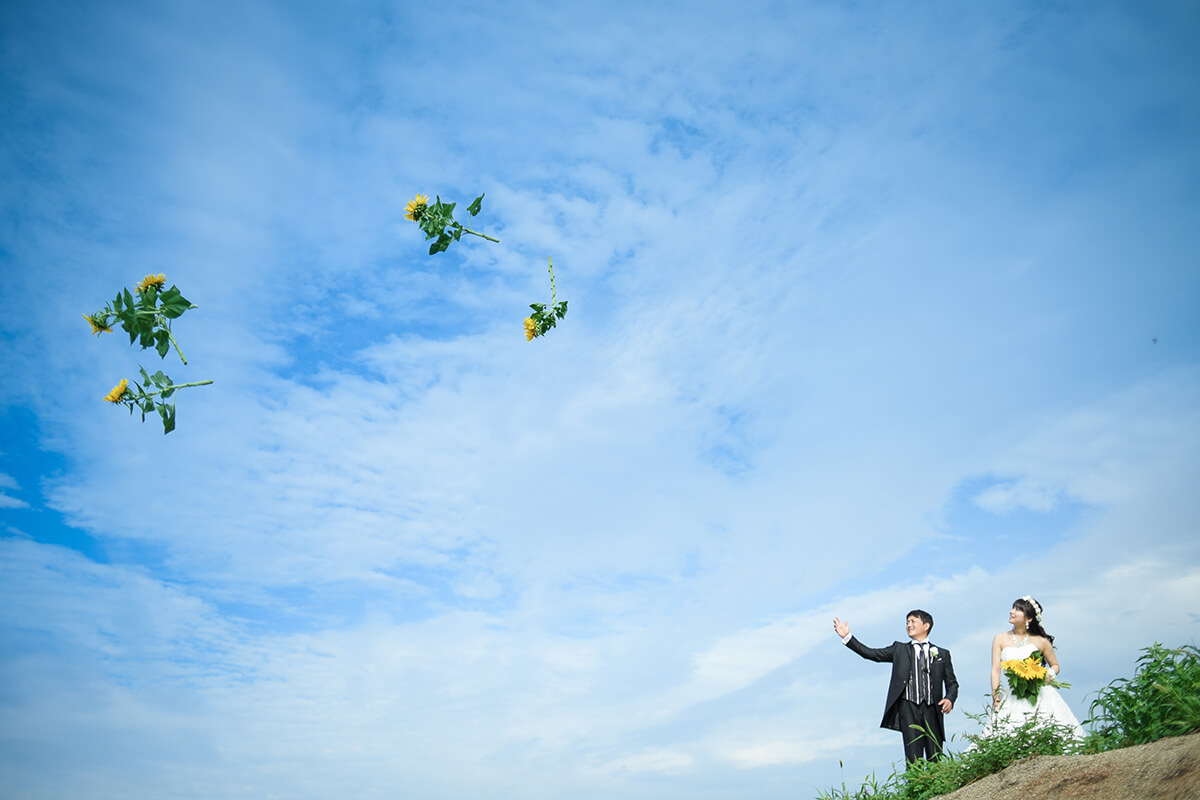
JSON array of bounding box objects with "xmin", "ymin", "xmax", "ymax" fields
[
  {"xmin": 104, "ymin": 378, "xmax": 130, "ymax": 403},
  {"xmin": 83, "ymin": 313, "xmax": 113, "ymax": 336},
  {"xmin": 136, "ymin": 273, "xmax": 167, "ymax": 293},
  {"xmin": 405, "ymin": 194, "xmax": 429, "ymax": 222}
]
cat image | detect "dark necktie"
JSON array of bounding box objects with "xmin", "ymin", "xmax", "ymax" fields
[{"xmin": 915, "ymin": 644, "xmax": 929, "ymax": 704}]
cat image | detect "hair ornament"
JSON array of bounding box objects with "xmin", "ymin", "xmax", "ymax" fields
[{"xmin": 1021, "ymin": 595, "xmax": 1043, "ymax": 623}]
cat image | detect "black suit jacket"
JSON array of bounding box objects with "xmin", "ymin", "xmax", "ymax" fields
[{"xmin": 845, "ymin": 637, "xmax": 959, "ymax": 732}]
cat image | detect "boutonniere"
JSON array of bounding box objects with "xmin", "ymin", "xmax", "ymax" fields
[{"xmin": 930, "ymin": 646, "xmax": 940, "ymax": 659}]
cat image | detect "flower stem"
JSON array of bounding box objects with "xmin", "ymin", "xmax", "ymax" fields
[
  {"xmin": 141, "ymin": 379, "xmax": 214, "ymax": 399},
  {"xmin": 548, "ymin": 256, "xmax": 557, "ymax": 307},
  {"xmin": 460, "ymin": 226, "xmax": 500, "ymax": 243},
  {"xmin": 166, "ymin": 327, "xmax": 188, "ymax": 365}
]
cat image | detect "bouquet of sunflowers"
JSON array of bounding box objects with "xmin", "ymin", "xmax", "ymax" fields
[{"xmin": 1001, "ymin": 650, "xmax": 1072, "ymax": 703}]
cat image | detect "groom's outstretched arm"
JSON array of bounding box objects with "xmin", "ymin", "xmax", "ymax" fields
[{"xmin": 833, "ymin": 617, "xmax": 894, "ymax": 662}]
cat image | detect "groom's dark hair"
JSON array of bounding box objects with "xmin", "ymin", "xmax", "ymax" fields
[{"xmin": 908, "ymin": 609, "xmax": 934, "ymax": 631}]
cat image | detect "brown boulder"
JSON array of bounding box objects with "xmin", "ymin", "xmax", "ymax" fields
[{"xmin": 940, "ymin": 732, "xmax": 1200, "ymax": 800}]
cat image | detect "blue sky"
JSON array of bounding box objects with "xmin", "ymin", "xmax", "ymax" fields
[{"xmin": 2, "ymin": 1, "xmax": 1199, "ymax": 797}]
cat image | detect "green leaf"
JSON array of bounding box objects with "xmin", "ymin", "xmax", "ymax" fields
[
  {"xmin": 160, "ymin": 402, "xmax": 176, "ymax": 434},
  {"xmin": 467, "ymin": 194, "xmax": 484, "ymax": 217},
  {"xmin": 155, "ymin": 330, "xmax": 170, "ymax": 358},
  {"xmin": 429, "ymin": 232, "xmax": 452, "ymax": 255},
  {"xmin": 159, "ymin": 287, "xmax": 191, "ymax": 319}
]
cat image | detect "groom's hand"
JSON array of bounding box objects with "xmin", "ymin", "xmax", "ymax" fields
[
  {"xmin": 938, "ymin": 698, "xmax": 953, "ymax": 714},
  {"xmin": 833, "ymin": 617, "xmax": 850, "ymax": 639}
]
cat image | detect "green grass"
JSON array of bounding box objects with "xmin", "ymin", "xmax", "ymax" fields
[
  {"xmin": 818, "ymin": 643, "xmax": 1200, "ymax": 800},
  {"xmin": 1083, "ymin": 643, "xmax": 1200, "ymax": 752},
  {"xmin": 817, "ymin": 717, "xmax": 1081, "ymax": 800}
]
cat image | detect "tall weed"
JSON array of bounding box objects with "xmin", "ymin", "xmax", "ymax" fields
[
  {"xmin": 816, "ymin": 714, "xmax": 1079, "ymax": 800},
  {"xmin": 1085, "ymin": 643, "xmax": 1200, "ymax": 751}
]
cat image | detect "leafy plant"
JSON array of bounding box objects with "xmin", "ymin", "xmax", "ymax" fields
[
  {"xmin": 818, "ymin": 711, "xmax": 1081, "ymax": 800},
  {"xmin": 952, "ymin": 713, "xmax": 1081, "ymax": 788},
  {"xmin": 84, "ymin": 273, "xmax": 196, "ymax": 363},
  {"xmin": 405, "ymin": 192, "xmax": 498, "ymax": 255},
  {"xmin": 85, "ymin": 274, "xmax": 212, "ymax": 434},
  {"xmin": 101, "ymin": 368, "xmax": 213, "ymax": 435},
  {"xmin": 524, "ymin": 256, "xmax": 568, "ymax": 341},
  {"xmin": 817, "ymin": 761, "xmax": 897, "ymax": 800},
  {"xmin": 1085, "ymin": 643, "xmax": 1200, "ymax": 750}
]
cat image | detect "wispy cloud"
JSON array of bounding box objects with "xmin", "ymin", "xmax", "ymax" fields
[{"xmin": 0, "ymin": 473, "xmax": 27, "ymax": 509}]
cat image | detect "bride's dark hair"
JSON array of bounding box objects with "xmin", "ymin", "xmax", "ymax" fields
[{"xmin": 1013, "ymin": 597, "xmax": 1054, "ymax": 645}]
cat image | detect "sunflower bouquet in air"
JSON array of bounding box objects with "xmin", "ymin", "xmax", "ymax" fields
[
  {"xmin": 84, "ymin": 273, "xmax": 212, "ymax": 434},
  {"xmin": 1001, "ymin": 650, "xmax": 1071, "ymax": 703},
  {"xmin": 404, "ymin": 192, "xmax": 567, "ymax": 340}
]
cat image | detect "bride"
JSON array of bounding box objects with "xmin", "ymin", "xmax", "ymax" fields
[{"xmin": 984, "ymin": 596, "xmax": 1084, "ymax": 739}]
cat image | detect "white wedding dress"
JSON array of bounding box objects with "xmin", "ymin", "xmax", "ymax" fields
[{"xmin": 983, "ymin": 643, "xmax": 1085, "ymax": 740}]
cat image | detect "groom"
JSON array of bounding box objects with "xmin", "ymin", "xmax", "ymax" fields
[{"xmin": 833, "ymin": 611, "xmax": 958, "ymax": 763}]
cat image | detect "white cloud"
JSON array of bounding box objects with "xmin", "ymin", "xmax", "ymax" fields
[
  {"xmin": 0, "ymin": 473, "xmax": 27, "ymax": 508},
  {"xmin": 972, "ymin": 479, "xmax": 1062, "ymax": 514},
  {"xmin": 0, "ymin": 493, "xmax": 28, "ymax": 509},
  {"xmin": 599, "ymin": 748, "xmax": 696, "ymax": 776}
]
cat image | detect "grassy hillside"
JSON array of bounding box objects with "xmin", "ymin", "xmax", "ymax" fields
[{"xmin": 819, "ymin": 644, "xmax": 1200, "ymax": 800}]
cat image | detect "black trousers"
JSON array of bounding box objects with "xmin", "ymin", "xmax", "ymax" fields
[{"xmin": 897, "ymin": 699, "xmax": 943, "ymax": 763}]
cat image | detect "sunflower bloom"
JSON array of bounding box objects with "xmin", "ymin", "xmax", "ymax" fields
[
  {"xmin": 523, "ymin": 317, "xmax": 537, "ymax": 341},
  {"xmin": 83, "ymin": 312, "xmax": 113, "ymax": 336},
  {"xmin": 404, "ymin": 194, "xmax": 429, "ymax": 222},
  {"xmin": 136, "ymin": 273, "xmax": 167, "ymax": 293},
  {"xmin": 104, "ymin": 378, "xmax": 130, "ymax": 403}
]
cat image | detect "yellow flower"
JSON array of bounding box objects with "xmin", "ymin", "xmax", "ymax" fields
[
  {"xmin": 136, "ymin": 273, "xmax": 167, "ymax": 293},
  {"xmin": 1007, "ymin": 657, "xmax": 1047, "ymax": 681},
  {"xmin": 524, "ymin": 317, "xmax": 537, "ymax": 341},
  {"xmin": 103, "ymin": 378, "xmax": 130, "ymax": 403},
  {"xmin": 83, "ymin": 313, "xmax": 112, "ymax": 336},
  {"xmin": 405, "ymin": 194, "xmax": 429, "ymax": 222}
]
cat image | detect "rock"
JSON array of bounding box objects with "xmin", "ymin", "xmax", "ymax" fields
[{"xmin": 940, "ymin": 732, "xmax": 1200, "ymax": 800}]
